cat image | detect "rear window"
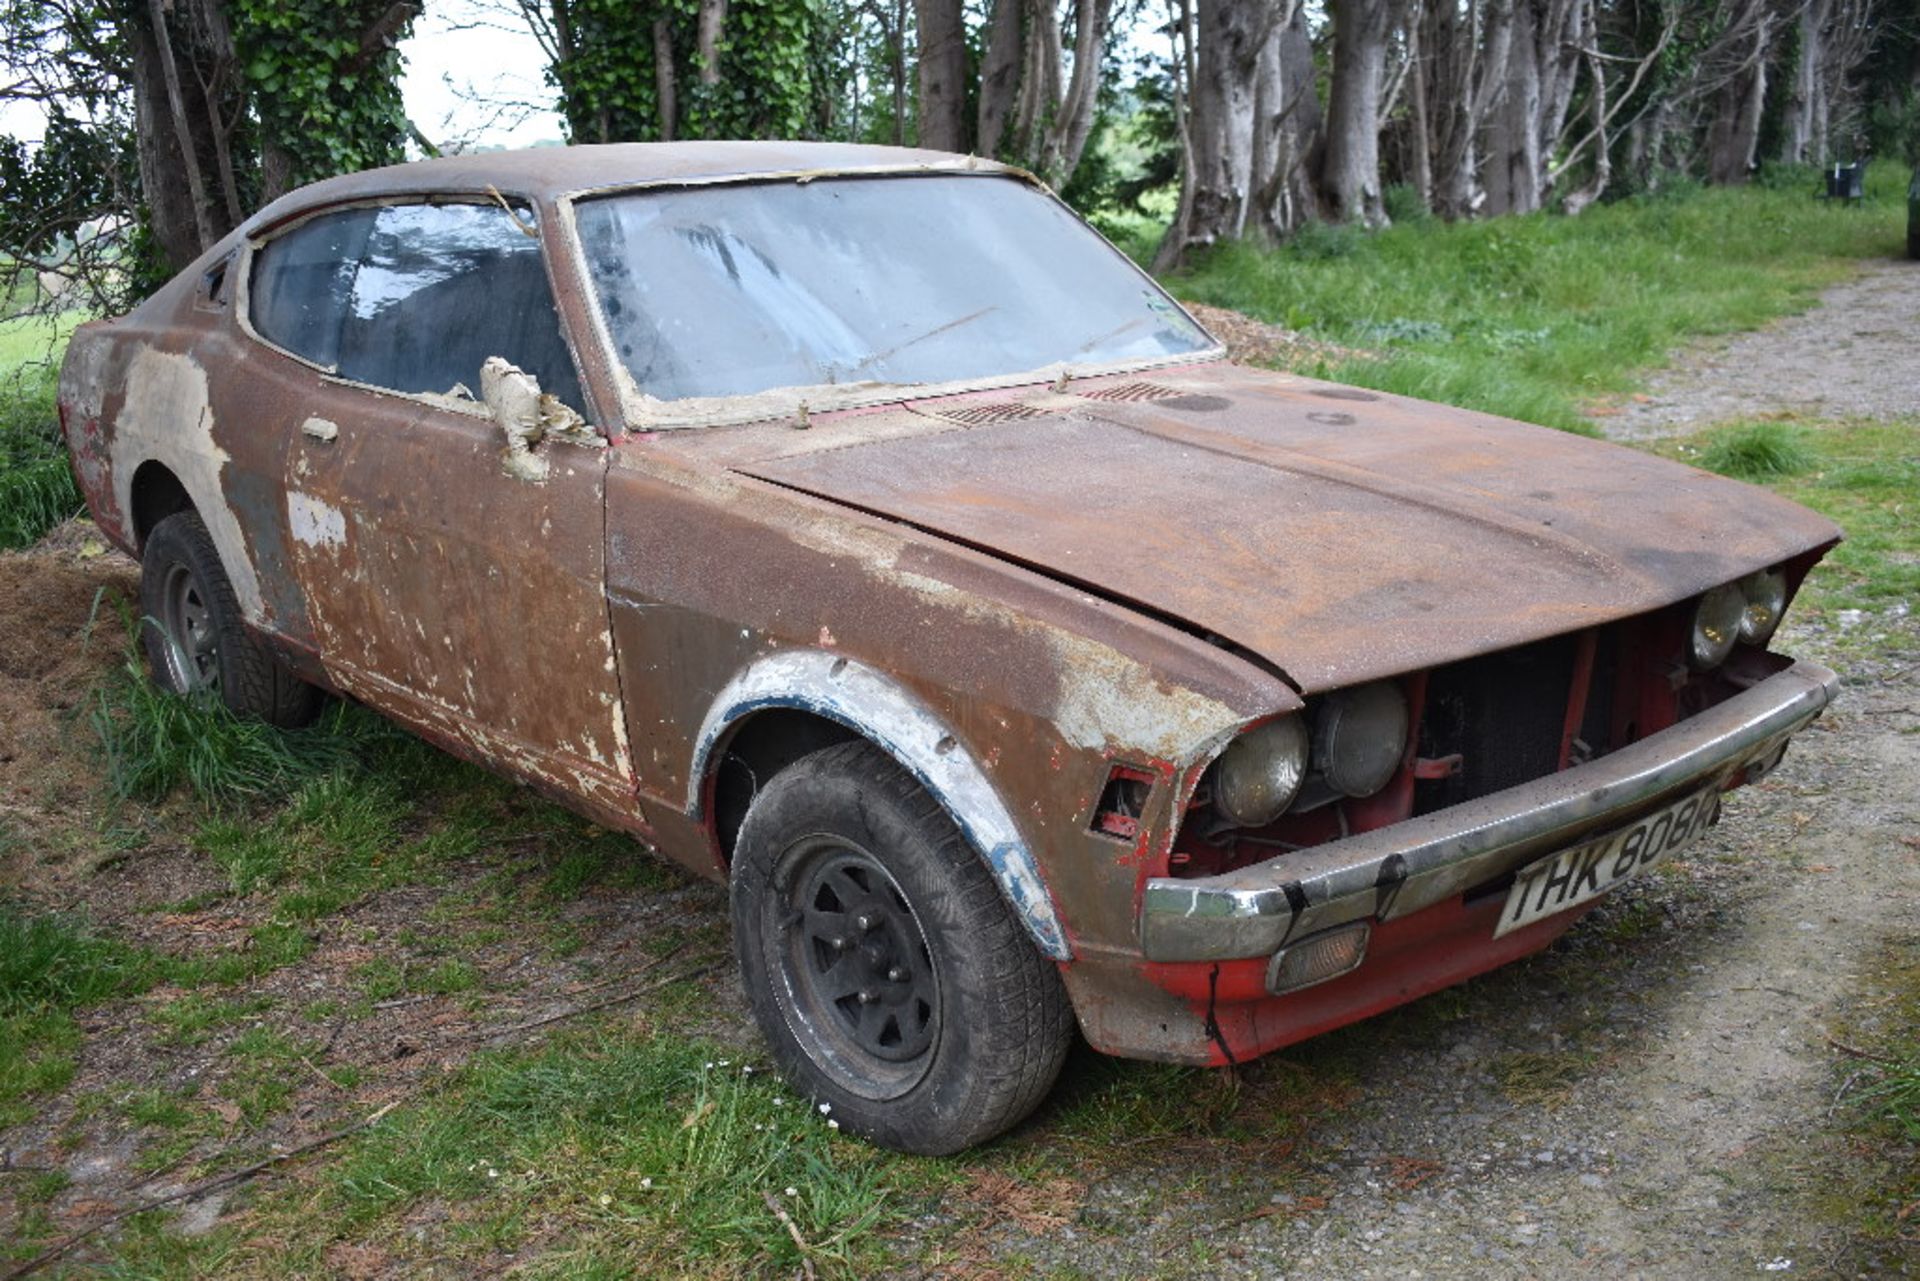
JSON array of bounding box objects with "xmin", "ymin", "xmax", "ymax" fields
[{"xmin": 249, "ymin": 201, "xmax": 584, "ymax": 411}]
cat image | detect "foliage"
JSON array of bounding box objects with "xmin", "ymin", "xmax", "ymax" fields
[
  {"xmin": 1699, "ymin": 420, "xmax": 1815, "ymax": 479},
  {"xmin": 91, "ymin": 642, "xmax": 390, "ymax": 808},
  {"xmin": 0, "ymin": 361, "xmax": 80, "ymax": 549},
  {"xmin": 230, "ymin": 0, "xmax": 414, "ymax": 190},
  {"xmin": 552, "ymin": 0, "xmax": 818, "ymax": 144}
]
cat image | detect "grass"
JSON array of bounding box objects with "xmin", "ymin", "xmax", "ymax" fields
[
  {"xmin": 291, "ymin": 1030, "xmax": 912, "ymax": 1276},
  {"xmin": 1698, "ymin": 419, "xmax": 1817, "ymax": 479},
  {"xmin": 0, "ymin": 905, "xmax": 161, "ymax": 1127},
  {"xmin": 0, "ymin": 315, "xmax": 80, "ymax": 549},
  {"xmin": 1658, "ymin": 418, "xmax": 1920, "ymax": 619},
  {"xmin": 1168, "ymin": 171, "xmax": 1904, "ymax": 434},
  {"xmin": 91, "ymin": 651, "xmax": 394, "ymax": 809}
]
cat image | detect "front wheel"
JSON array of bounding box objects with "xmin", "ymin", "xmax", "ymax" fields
[{"xmin": 731, "ymin": 740, "xmax": 1074, "ymax": 1154}]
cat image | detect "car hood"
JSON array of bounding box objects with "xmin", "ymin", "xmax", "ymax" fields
[{"xmin": 729, "ymin": 362, "xmax": 1840, "ymax": 692}]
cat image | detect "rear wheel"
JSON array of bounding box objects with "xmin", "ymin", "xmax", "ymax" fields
[
  {"xmin": 140, "ymin": 511, "xmax": 321, "ymax": 727},
  {"xmin": 731, "ymin": 740, "xmax": 1074, "ymax": 1154}
]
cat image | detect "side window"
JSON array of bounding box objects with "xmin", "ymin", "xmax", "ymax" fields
[
  {"xmin": 248, "ymin": 209, "xmax": 375, "ymax": 367},
  {"xmin": 336, "ymin": 202, "xmax": 585, "ymax": 411},
  {"xmin": 248, "ymin": 201, "xmax": 585, "ymax": 413}
]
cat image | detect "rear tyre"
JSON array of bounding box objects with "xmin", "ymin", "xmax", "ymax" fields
[
  {"xmin": 731, "ymin": 740, "xmax": 1074, "ymax": 1155},
  {"xmin": 140, "ymin": 511, "xmax": 321, "ymax": 728}
]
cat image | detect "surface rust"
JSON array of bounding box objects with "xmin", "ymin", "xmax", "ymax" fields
[{"xmin": 57, "ymin": 142, "xmax": 1843, "ymax": 1067}]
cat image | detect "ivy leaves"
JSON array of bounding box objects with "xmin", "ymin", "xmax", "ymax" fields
[{"xmin": 231, "ymin": 0, "xmax": 413, "ymax": 189}]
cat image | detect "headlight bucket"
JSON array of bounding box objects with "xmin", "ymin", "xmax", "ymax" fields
[
  {"xmin": 1211, "ymin": 716, "xmax": 1309, "ymax": 827},
  {"xmin": 1688, "ymin": 583, "xmax": 1746, "ymax": 669},
  {"xmin": 1314, "ymin": 681, "xmax": 1410, "ymax": 798}
]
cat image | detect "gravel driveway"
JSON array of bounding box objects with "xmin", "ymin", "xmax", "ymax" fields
[{"xmin": 1605, "ymin": 255, "xmax": 1920, "ymax": 439}]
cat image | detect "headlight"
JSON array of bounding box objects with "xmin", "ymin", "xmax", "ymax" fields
[
  {"xmin": 1212, "ymin": 716, "xmax": 1309, "ymax": 827},
  {"xmin": 1315, "ymin": 681, "xmax": 1409, "ymax": 798},
  {"xmin": 1738, "ymin": 568, "xmax": 1788, "ymax": 644},
  {"xmin": 1688, "ymin": 583, "xmax": 1746, "ymax": 669}
]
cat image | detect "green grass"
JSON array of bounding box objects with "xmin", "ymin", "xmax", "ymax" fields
[
  {"xmin": 0, "ymin": 904, "xmax": 162, "ymax": 1125},
  {"xmin": 1659, "ymin": 419, "xmax": 1920, "ymax": 618},
  {"xmin": 311, "ymin": 1030, "xmax": 913, "ymax": 1276},
  {"xmin": 0, "ymin": 316, "xmax": 80, "ymax": 549},
  {"xmin": 1699, "ymin": 419, "xmax": 1817, "ymax": 479},
  {"xmin": 1169, "ymin": 173, "xmax": 1902, "ymax": 433}
]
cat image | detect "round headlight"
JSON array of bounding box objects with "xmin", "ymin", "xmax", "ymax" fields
[
  {"xmin": 1316, "ymin": 681, "xmax": 1410, "ymax": 798},
  {"xmin": 1212, "ymin": 716, "xmax": 1309, "ymax": 827},
  {"xmin": 1738, "ymin": 568, "xmax": 1788, "ymax": 644},
  {"xmin": 1689, "ymin": 583, "xmax": 1746, "ymax": 669}
]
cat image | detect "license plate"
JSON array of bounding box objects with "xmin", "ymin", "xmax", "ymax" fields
[{"xmin": 1494, "ymin": 787, "xmax": 1721, "ymax": 938}]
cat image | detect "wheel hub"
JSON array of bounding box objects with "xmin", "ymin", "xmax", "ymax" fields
[
  {"xmin": 158, "ymin": 562, "xmax": 219, "ymax": 691},
  {"xmin": 785, "ymin": 846, "xmax": 938, "ymax": 1070}
]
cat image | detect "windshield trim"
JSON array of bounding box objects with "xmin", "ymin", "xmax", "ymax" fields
[{"xmin": 555, "ymin": 168, "xmax": 1225, "ymax": 431}]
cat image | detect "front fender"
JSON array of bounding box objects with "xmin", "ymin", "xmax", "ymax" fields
[{"xmin": 688, "ymin": 649, "xmax": 1073, "ymax": 961}]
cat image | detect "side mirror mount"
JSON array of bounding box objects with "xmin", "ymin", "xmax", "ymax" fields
[{"xmin": 479, "ymin": 356, "xmax": 602, "ymax": 483}]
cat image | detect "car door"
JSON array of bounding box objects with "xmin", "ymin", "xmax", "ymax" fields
[{"xmin": 251, "ymin": 198, "xmax": 638, "ymax": 823}]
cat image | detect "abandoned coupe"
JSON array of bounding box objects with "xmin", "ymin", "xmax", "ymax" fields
[{"xmin": 59, "ymin": 143, "xmax": 1842, "ymax": 1154}]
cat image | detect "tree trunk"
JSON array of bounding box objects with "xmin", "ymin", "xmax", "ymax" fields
[
  {"xmin": 696, "ymin": 0, "xmax": 728, "ymax": 84},
  {"xmin": 1037, "ymin": 0, "xmax": 1112, "ymax": 183},
  {"xmin": 146, "ymin": 0, "xmax": 217, "ymax": 251},
  {"xmin": 1707, "ymin": 21, "xmax": 1770, "ymax": 185},
  {"xmin": 1320, "ymin": 0, "xmax": 1393, "ymax": 225},
  {"xmin": 913, "ymin": 0, "xmax": 968, "ymax": 151},
  {"xmin": 1250, "ymin": 3, "xmax": 1320, "ymax": 239},
  {"xmin": 977, "ymin": 0, "xmax": 1023, "ymax": 155},
  {"xmin": 654, "ymin": 16, "xmax": 679, "ymax": 141}
]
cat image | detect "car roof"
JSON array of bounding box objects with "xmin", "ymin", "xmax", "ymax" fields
[{"xmin": 249, "ymin": 141, "xmax": 1013, "ymax": 232}]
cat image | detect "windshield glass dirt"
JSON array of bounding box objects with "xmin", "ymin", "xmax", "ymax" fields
[{"xmin": 573, "ymin": 174, "xmax": 1213, "ymax": 404}]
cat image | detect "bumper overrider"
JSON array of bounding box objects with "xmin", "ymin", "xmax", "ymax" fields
[{"xmin": 1141, "ymin": 659, "xmax": 1840, "ymax": 964}]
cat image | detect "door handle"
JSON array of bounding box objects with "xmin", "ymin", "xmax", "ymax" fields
[{"xmin": 301, "ymin": 417, "xmax": 339, "ymax": 443}]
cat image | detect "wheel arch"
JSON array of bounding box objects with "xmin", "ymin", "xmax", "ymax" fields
[
  {"xmin": 129, "ymin": 460, "xmax": 195, "ymax": 551},
  {"xmin": 690, "ymin": 650, "xmax": 1073, "ymax": 962}
]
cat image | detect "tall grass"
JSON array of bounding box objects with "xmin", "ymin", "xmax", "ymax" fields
[
  {"xmin": 1168, "ymin": 173, "xmax": 1903, "ymax": 432},
  {"xmin": 0, "ymin": 363, "xmax": 80, "ymax": 549},
  {"xmin": 89, "ymin": 616, "xmax": 397, "ymax": 808},
  {"xmin": 1699, "ymin": 420, "xmax": 1816, "ymax": 479}
]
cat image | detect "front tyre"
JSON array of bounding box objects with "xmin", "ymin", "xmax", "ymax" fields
[
  {"xmin": 139, "ymin": 511, "xmax": 321, "ymax": 727},
  {"xmin": 731, "ymin": 740, "xmax": 1073, "ymax": 1155}
]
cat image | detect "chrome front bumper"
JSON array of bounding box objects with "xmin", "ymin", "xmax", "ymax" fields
[{"xmin": 1140, "ymin": 660, "xmax": 1840, "ymax": 962}]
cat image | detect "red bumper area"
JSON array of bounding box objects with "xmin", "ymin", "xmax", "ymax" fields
[{"xmin": 1065, "ymin": 891, "xmax": 1595, "ymax": 1066}]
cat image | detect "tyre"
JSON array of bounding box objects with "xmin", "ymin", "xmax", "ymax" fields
[
  {"xmin": 731, "ymin": 740, "xmax": 1074, "ymax": 1154},
  {"xmin": 140, "ymin": 510, "xmax": 321, "ymax": 727}
]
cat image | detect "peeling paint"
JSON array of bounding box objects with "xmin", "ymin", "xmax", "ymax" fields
[
  {"xmin": 109, "ymin": 347, "xmax": 266, "ymax": 618},
  {"xmin": 690, "ymin": 649, "xmax": 1073, "ymax": 961},
  {"xmin": 286, "ymin": 491, "xmax": 347, "ymax": 549}
]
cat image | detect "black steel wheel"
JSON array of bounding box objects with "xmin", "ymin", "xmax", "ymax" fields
[
  {"xmin": 731, "ymin": 740, "xmax": 1074, "ymax": 1154},
  {"xmin": 139, "ymin": 511, "xmax": 322, "ymax": 727}
]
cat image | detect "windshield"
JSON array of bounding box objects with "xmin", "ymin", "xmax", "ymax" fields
[{"xmin": 573, "ymin": 174, "xmax": 1213, "ymax": 406}]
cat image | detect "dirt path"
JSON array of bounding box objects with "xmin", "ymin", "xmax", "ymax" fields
[{"xmin": 1604, "ymin": 255, "xmax": 1920, "ymax": 439}]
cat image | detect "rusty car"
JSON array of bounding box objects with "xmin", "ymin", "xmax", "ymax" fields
[{"xmin": 58, "ymin": 142, "xmax": 1842, "ymax": 1154}]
